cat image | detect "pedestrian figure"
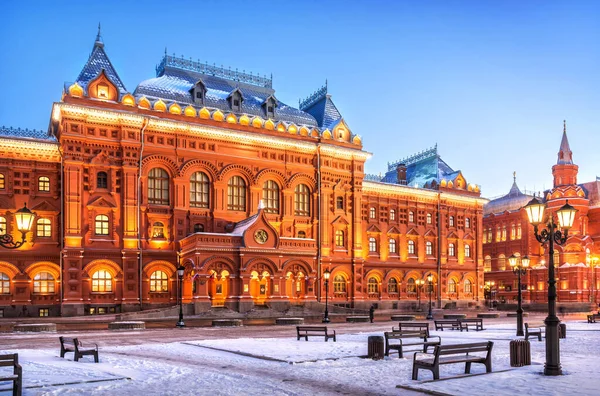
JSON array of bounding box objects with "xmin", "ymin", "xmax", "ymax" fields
[{"xmin": 369, "ymin": 305, "xmax": 375, "ymax": 323}]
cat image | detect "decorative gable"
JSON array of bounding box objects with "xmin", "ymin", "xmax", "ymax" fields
[
  {"xmin": 387, "ymin": 226, "xmax": 401, "ymax": 235},
  {"xmin": 227, "ymin": 88, "xmax": 244, "ymax": 112},
  {"xmin": 87, "ymin": 69, "xmax": 118, "ymax": 101},
  {"xmin": 238, "ymin": 207, "xmax": 279, "ymax": 249},
  {"xmin": 86, "ymin": 195, "xmax": 118, "ymax": 209},
  {"xmin": 447, "ymin": 231, "xmax": 458, "ymax": 239},
  {"xmin": 332, "ymin": 118, "xmax": 351, "ymax": 142},
  {"xmin": 406, "ymin": 227, "xmax": 420, "ymax": 236},
  {"xmin": 331, "ymin": 215, "xmax": 350, "ymax": 226},
  {"xmin": 190, "ymin": 79, "xmax": 206, "ymax": 106},
  {"xmin": 366, "ymin": 224, "xmax": 382, "ymax": 233},
  {"xmin": 262, "ymin": 95, "xmax": 277, "ymax": 119},
  {"xmin": 30, "ymin": 200, "xmax": 59, "ymax": 212}
]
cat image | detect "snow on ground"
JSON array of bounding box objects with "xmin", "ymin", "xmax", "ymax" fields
[{"xmin": 1, "ymin": 320, "xmax": 600, "ymax": 395}]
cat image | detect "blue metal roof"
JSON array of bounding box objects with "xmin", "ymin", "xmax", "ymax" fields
[
  {"xmin": 75, "ymin": 39, "xmax": 127, "ymax": 96},
  {"xmin": 380, "ymin": 145, "xmax": 456, "ymax": 188},
  {"xmin": 299, "ymin": 84, "xmax": 343, "ymax": 129},
  {"xmin": 0, "ymin": 126, "xmax": 55, "ymax": 142}
]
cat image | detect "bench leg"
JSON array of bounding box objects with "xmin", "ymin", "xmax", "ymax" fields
[
  {"xmin": 537, "ymin": 333, "xmax": 542, "ymax": 342},
  {"xmin": 305, "ymin": 336, "xmax": 308, "ymax": 341},
  {"xmin": 398, "ymin": 347, "xmax": 403, "ymax": 359},
  {"xmin": 433, "ymin": 367, "xmax": 440, "ymax": 380},
  {"xmin": 412, "ymin": 365, "xmax": 419, "ymax": 380},
  {"xmin": 94, "ymin": 352, "xmax": 99, "ymax": 363},
  {"xmin": 14, "ymin": 377, "xmax": 22, "ymax": 396},
  {"xmin": 325, "ymin": 336, "xmax": 328, "ymax": 342},
  {"xmin": 74, "ymin": 353, "xmax": 79, "ymax": 362},
  {"xmin": 465, "ymin": 362, "xmax": 472, "ymax": 374},
  {"xmin": 60, "ymin": 346, "xmax": 66, "ymax": 358}
]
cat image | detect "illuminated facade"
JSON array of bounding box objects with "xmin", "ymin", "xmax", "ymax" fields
[
  {"xmin": 0, "ymin": 32, "xmax": 486, "ymax": 317},
  {"xmin": 483, "ymin": 126, "xmax": 599, "ymax": 306}
]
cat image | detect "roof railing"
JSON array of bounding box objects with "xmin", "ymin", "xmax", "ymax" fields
[
  {"xmin": 388, "ymin": 144, "xmax": 438, "ymax": 170},
  {"xmin": 299, "ymin": 83, "xmax": 327, "ymax": 111}
]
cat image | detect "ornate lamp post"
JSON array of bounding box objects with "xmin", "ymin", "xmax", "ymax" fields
[
  {"xmin": 0, "ymin": 204, "xmax": 35, "ymax": 249},
  {"xmin": 416, "ymin": 279, "xmax": 425, "ymax": 311},
  {"xmin": 322, "ymin": 268, "xmax": 331, "ymax": 323},
  {"xmin": 426, "ymin": 274, "xmax": 434, "ymax": 320},
  {"xmin": 524, "ymin": 197, "xmax": 577, "ymax": 376},
  {"xmin": 509, "ymin": 254, "xmax": 530, "ymax": 336},
  {"xmin": 176, "ymin": 255, "xmax": 186, "ymax": 328}
]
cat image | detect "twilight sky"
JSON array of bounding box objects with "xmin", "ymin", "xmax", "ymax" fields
[{"xmin": 0, "ymin": 1, "xmax": 598, "ymax": 198}]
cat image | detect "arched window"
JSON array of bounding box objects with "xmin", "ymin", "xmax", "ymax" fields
[
  {"xmin": 496, "ymin": 226, "xmax": 501, "ymax": 241},
  {"xmin": 150, "ymin": 270, "xmax": 169, "ymax": 292},
  {"xmin": 465, "ymin": 244, "xmax": 471, "ymax": 258},
  {"xmin": 390, "ymin": 209, "xmax": 396, "ymax": 221},
  {"xmin": 369, "ymin": 207, "xmax": 376, "ymax": 219},
  {"xmin": 336, "ymin": 196, "xmax": 344, "ymax": 210},
  {"xmin": 409, "ymin": 211, "xmax": 414, "ymax": 223},
  {"xmin": 38, "ymin": 176, "xmax": 50, "ymax": 192},
  {"xmin": 97, "ymin": 171, "xmax": 108, "ymax": 189},
  {"xmin": 511, "ymin": 224, "xmax": 516, "ymax": 240},
  {"xmin": 0, "ymin": 272, "xmax": 9, "ymax": 294},
  {"xmin": 228, "ymin": 176, "xmax": 246, "ymax": 211},
  {"xmin": 298, "ymin": 230, "xmax": 306, "ymax": 238},
  {"xmin": 517, "ymin": 223, "xmax": 522, "ymax": 239},
  {"xmin": 498, "ymin": 254, "xmax": 506, "ymax": 271},
  {"xmin": 464, "ymin": 279, "xmax": 472, "ymax": 294},
  {"xmin": 368, "ymin": 277, "xmax": 379, "ymax": 294},
  {"xmin": 335, "ymin": 230, "xmax": 345, "ymax": 247},
  {"xmin": 152, "ymin": 222, "xmax": 165, "ymax": 239},
  {"xmin": 502, "ymin": 226, "xmax": 507, "ymax": 241},
  {"xmin": 294, "ymin": 184, "xmax": 310, "ymax": 216},
  {"xmin": 427, "ymin": 213, "xmax": 432, "ymax": 224},
  {"xmin": 36, "ymin": 218, "xmax": 52, "ymax": 237},
  {"xmin": 407, "ymin": 278, "xmax": 416, "ymax": 294},
  {"xmin": 333, "ymin": 275, "xmax": 346, "ymax": 293},
  {"xmin": 408, "ymin": 240, "xmax": 415, "ymax": 254},
  {"xmin": 448, "ymin": 279, "xmax": 457, "ymax": 293},
  {"xmin": 554, "ymin": 250, "xmax": 560, "ymax": 266},
  {"xmin": 465, "ymin": 217, "xmax": 470, "ymax": 228},
  {"xmin": 33, "ymin": 272, "xmax": 55, "ymax": 293},
  {"xmin": 190, "ymin": 172, "xmax": 210, "ymax": 208},
  {"xmin": 426, "ymin": 241, "xmax": 433, "ymax": 255},
  {"xmin": 389, "ymin": 238, "xmax": 397, "ymax": 253},
  {"xmin": 94, "ymin": 214, "xmax": 109, "ymax": 236},
  {"xmin": 148, "ymin": 168, "xmax": 170, "ymax": 205},
  {"xmin": 369, "ymin": 237, "xmax": 377, "ymax": 252},
  {"xmin": 0, "ymin": 173, "xmax": 4, "ymax": 189},
  {"xmin": 193, "ymin": 223, "xmax": 204, "ymax": 233},
  {"xmin": 262, "ymin": 180, "xmax": 280, "ymax": 214},
  {"xmin": 92, "ymin": 270, "xmax": 112, "ymax": 292},
  {"xmin": 388, "ymin": 278, "xmax": 398, "ymax": 293},
  {"xmin": 484, "ymin": 255, "xmax": 492, "ymax": 271},
  {"xmin": 448, "ymin": 243, "xmax": 455, "ymax": 257},
  {"xmin": 0, "ymin": 216, "xmax": 6, "ymax": 236},
  {"xmin": 449, "ymin": 216, "xmax": 454, "ymax": 227}
]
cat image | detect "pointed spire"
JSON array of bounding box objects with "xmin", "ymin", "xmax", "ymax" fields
[
  {"xmin": 508, "ymin": 171, "xmax": 522, "ymax": 196},
  {"xmin": 94, "ymin": 22, "xmax": 104, "ymax": 48},
  {"xmin": 557, "ymin": 120, "xmax": 573, "ymax": 165}
]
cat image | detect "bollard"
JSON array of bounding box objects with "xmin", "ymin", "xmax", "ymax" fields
[
  {"xmin": 559, "ymin": 323, "xmax": 566, "ymax": 339},
  {"xmin": 509, "ymin": 339, "xmax": 531, "ymax": 367},
  {"xmin": 368, "ymin": 335, "xmax": 385, "ymax": 360}
]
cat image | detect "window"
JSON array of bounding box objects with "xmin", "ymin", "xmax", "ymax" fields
[
  {"xmin": 368, "ymin": 278, "xmax": 379, "ymax": 294},
  {"xmin": 408, "ymin": 240, "xmax": 415, "ymax": 254},
  {"xmin": 408, "ymin": 211, "xmax": 414, "ymax": 222},
  {"xmin": 148, "ymin": 168, "xmax": 170, "ymax": 205},
  {"xmin": 517, "ymin": 223, "xmax": 522, "ymax": 239},
  {"xmin": 95, "ymin": 214, "xmax": 109, "ymax": 236},
  {"xmin": 294, "ymin": 184, "xmax": 310, "ymax": 216},
  {"xmin": 38, "ymin": 176, "xmax": 50, "ymax": 192},
  {"xmin": 498, "ymin": 254, "xmax": 506, "ymax": 271},
  {"xmin": 39, "ymin": 308, "xmax": 49, "ymax": 317},
  {"xmin": 448, "ymin": 243, "xmax": 455, "ymax": 257},
  {"xmin": 511, "ymin": 224, "xmax": 516, "ymax": 240},
  {"xmin": 448, "ymin": 279, "xmax": 457, "ymax": 293},
  {"xmin": 262, "ymin": 180, "xmax": 280, "ymax": 214},
  {"xmin": 33, "ymin": 272, "xmax": 55, "ymax": 293},
  {"xmin": 152, "ymin": 222, "xmax": 165, "ymax": 239},
  {"xmin": 465, "ymin": 244, "xmax": 471, "ymax": 258},
  {"xmin": 150, "ymin": 270, "xmax": 168, "ymax": 292},
  {"xmin": 333, "ymin": 275, "xmax": 346, "ymax": 293},
  {"xmin": 502, "ymin": 226, "xmax": 507, "ymax": 241},
  {"xmin": 0, "ymin": 272, "xmax": 9, "ymax": 294},
  {"xmin": 484, "ymin": 255, "xmax": 492, "ymax": 271},
  {"xmin": 92, "ymin": 270, "xmax": 112, "ymax": 292},
  {"xmin": 193, "ymin": 223, "xmax": 204, "ymax": 233},
  {"xmin": 36, "ymin": 218, "xmax": 52, "ymax": 237},
  {"xmin": 97, "ymin": 171, "xmax": 108, "ymax": 189},
  {"xmin": 389, "ymin": 238, "xmax": 397, "ymax": 253},
  {"xmin": 335, "ymin": 230, "xmax": 345, "ymax": 247},
  {"xmin": 407, "ymin": 278, "xmax": 416, "ymax": 294},
  {"xmin": 369, "ymin": 207, "xmax": 376, "ymax": 219},
  {"xmin": 190, "ymin": 172, "xmax": 210, "ymax": 208},
  {"xmin": 0, "ymin": 216, "xmax": 6, "ymax": 235},
  {"xmin": 97, "ymin": 83, "xmax": 109, "ymax": 99},
  {"xmin": 390, "ymin": 209, "xmax": 396, "ymax": 221},
  {"xmin": 465, "ymin": 217, "xmax": 470, "ymax": 228},
  {"xmin": 426, "ymin": 241, "xmax": 433, "ymax": 255},
  {"xmin": 228, "ymin": 176, "xmax": 246, "ymax": 211},
  {"xmin": 449, "ymin": 216, "xmax": 454, "ymax": 227},
  {"xmin": 464, "ymin": 279, "xmax": 472, "ymax": 294},
  {"xmin": 496, "ymin": 226, "xmax": 501, "ymax": 241},
  {"xmin": 0, "ymin": 173, "xmax": 4, "ymax": 189},
  {"xmin": 336, "ymin": 196, "xmax": 344, "ymax": 210},
  {"xmin": 368, "ymin": 237, "xmax": 377, "ymax": 252},
  {"xmin": 427, "ymin": 213, "xmax": 432, "ymax": 224},
  {"xmin": 297, "ymin": 231, "xmax": 306, "ymax": 238},
  {"xmin": 388, "ymin": 278, "xmax": 398, "ymax": 293}
]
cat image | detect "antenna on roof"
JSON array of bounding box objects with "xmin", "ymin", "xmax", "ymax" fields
[
  {"xmin": 325, "ymin": 79, "xmax": 328, "ymax": 91},
  {"xmin": 96, "ymin": 23, "xmax": 102, "ymax": 41},
  {"xmin": 94, "ymin": 22, "xmax": 104, "ymax": 48},
  {"xmin": 164, "ymin": 47, "xmax": 167, "ymax": 56}
]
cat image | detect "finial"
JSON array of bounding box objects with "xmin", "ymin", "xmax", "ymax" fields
[
  {"xmin": 513, "ymin": 171, "xmax": 516, "ymax": 182},
  {"xmin": 258, "ymin": 200, "xmax": 266, "ymax": 211},
  {"xmin": 563, "ymin": 119, "xmax": 566, "ymax": 134},
  {"xmin": 96, "ymin": 22, "xmax": 101, "ymax": 41},
  {"xmin": 164, "ymin": 47, "xmax": 167, "ymax": 56},
  {"xmin": 325, "ymin": 79, "xmax": 328, "ymax": 90}
]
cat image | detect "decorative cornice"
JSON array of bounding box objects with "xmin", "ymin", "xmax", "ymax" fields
[
  {"xmin": 0, "ymin": 137, "xmax": 61, "ymax": 162},
  {"xmin": 363, "ymin": 181, "xmax": 488, "ymax": 206}
]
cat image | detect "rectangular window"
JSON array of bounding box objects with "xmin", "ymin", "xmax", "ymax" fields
[{"xmin": 39, "ymin": 308, "xmax": 49, "ymax": 317}]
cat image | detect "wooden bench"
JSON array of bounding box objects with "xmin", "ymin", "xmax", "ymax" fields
[
  {"xmin": 384, "ymin": 330, "xmax": 440, "ymax": 358},
  {"xmin": 587, "ymin": 313, "xmax": 600, "ymax": 323},
  {"xmin": 525, "ymin": 323, "xmax": 543, "ymax": 341},
  {"xmin": 412, "ymin": 341, "xmax": 494, "ymax": 380},
  {"xmin": 392, "ymin": 322, "xmax": 430, "ymax": 337},
  {"xmin": 59, "ymin": 336, "xmax": 99, "ymax": 362},
  {"xmin": 296, "ymin": 326, "xmax": 336, "ymax": 342},
  {"xmin": 0, "ymin": 353, "xmax": 22, "ymax": 396},
  {"xmin": 460, "ymin": 318, "xmax": 484, "ymax": 332},
  {"xmin": 434, "ymin": 319, "xmax": 461, "ymax": 331}
]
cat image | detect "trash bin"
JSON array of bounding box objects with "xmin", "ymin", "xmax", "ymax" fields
[
  {"xmin": 559, "ymin": 323, "xmax": 566, "ymax": 339},
  {"xmin": 510, "ymin": 339, "xmax": 531, "ymax": 367},
  {"xmin": 368, "ymin": 335, "xmax": 384, "ymax": 360}
]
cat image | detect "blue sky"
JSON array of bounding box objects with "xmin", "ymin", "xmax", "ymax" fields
[{"xmin": 1, "ymin": 1, "xmax": 598, "ymax": 198}]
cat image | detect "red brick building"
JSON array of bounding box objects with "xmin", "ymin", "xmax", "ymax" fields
[{"xmin": 0, "ymin": 33, "xmax": 486, "ymax": 317}]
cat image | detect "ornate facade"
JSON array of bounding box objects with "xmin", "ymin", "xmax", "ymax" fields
[{"xmin": 0, "ymin": 32, "xmax": 486, "ymax": 317}]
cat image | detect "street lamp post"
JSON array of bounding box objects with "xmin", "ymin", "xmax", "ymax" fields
[
  {"xmin": 524, "ymin": 197, "xmax": 578, "ymax": 376},
  {"xmin": 0, "ymin": 203, "xmax": 35, "ymax": 249},
  {"xmin": 322, "ymin": 268, "xmax": 331, "ymax": 323},
  {"xmin": 509, "ymin": 254, "xmax": 530, "ymax": 336},
  {"xmin": 416, "ymin": 279, "xmax": 424, "ymax": 311},
  {"xmin": 176, "ymin": 255, "xmax": 186, "ymax": 328},
  {"xmin": 427, "ymin": 274, "xmax": 433, "ymax": 320}
]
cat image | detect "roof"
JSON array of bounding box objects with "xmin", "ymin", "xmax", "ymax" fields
[
  {"xmin": 0, "ymin": 126, "xmax": 55, "ymax": 142},
  {"xmin": 73, "ymin": 36, "xmax": 127, "ymax": 96},
  {"xmin": 134, "ymin": 54, "xmax": 318, "ymax": 127},
  {"xmin": 231, "ymin": 213, "xmax": 260, "ymax": 236},
  {"xmin": 557, "ymin": 122, "xmax": 573, "ymax": 165},
  {"xmin": 579, "ymin": 178, "xmax": 600, "ymax": 206},
  {"xmin": 484, "ymin": 178, "xmax": 533, "ymax": 215},
  {"xmin": 299, "ymin": 84, "xmax": 343, "ymax": 129}
]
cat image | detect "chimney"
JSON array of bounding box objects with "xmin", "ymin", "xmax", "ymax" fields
[{"xmin": 396, "ymin": 163, "xmax": 407, "ymax": 185}]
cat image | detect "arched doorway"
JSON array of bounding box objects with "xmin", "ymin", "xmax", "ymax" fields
[
  {"xmin": 250, "ymin": 270, "xmax": 270, "ymax": 305},
  {"xmin": 285, "ymin": 271, "xmax": 305, "ymax": 303},
  {"xmin": 208, "ymin": 269, "xmax": 230, "ymax": 307}
]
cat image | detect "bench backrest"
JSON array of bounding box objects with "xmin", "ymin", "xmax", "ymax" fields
[
  {"xmin": 435, "ymin": 319, "xmax": 459, "ymax": 323},
  {"xmin": 397, "ymin": 322, "xmax": 430, "ymax": 336},
  {"xmin": 60, "ymin": 336, "xmax": 81, "ymax": 349},
  {"xmin": 297, "ymin": 326, "xmax": 328, "ymax": 332},
  {"xmin": 461, "ymin": 318, "xmax": 481, "ymax": 322},
  {"xmin": 0, "ymin": 353, "xmax": 18, "ymax": 367},
  {"xmin": 525, "ymin": 323, "xmax": 544, "ymax": 329},
  {"xmin": 434, "ymin": 341, "xmax": 493, "ymax": 358},
  {"xmin": 385, "ymin": 330, "xmax": 427, "ymax": 340}
]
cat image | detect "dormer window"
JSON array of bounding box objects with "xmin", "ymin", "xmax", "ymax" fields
[
  {"xmin": 228, "ymin": 89, "xmax": 244, "ymax": 112},
  {"xmin": 191, "ymin": 80, "xmax": 206, "ymax": 106},
  {"xmin": 97, "ymin": 83, "xmax": 109, "ymax": 99},
  {"xmin": 263, "ymin": 96, "xmax": 277, "ymax": 119}
]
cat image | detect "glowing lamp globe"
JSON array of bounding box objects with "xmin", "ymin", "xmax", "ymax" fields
[
  {"xmin": 524, "ymin": 196, "xmax": 545, "ymax": 226},
  {"xmin": 556, "ymin": 200, "xmax": 577, "ymax": 230}
]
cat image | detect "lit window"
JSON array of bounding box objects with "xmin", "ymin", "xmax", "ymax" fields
[
  {"xmin": 97, "ymin": 171, "xmax": 108, "ymax": 189},
  {"xmin": 0, "ymin": 173, "xmax": 4, "ymax": 189},
  {"xmin": 502, "ymin": 226, "xmax": 507, "ymax": 241},
  {"xmin": 38, "ymin": 176, "xmax": 50, "ymax": 192},
  {"xmin": 427, "ymin": 213, "xmax": 432, "ymax": 224},
  {"xmin": 298, "ymin": 231, "xmax": 306, "ymax": 238},
  {"xmin": 262, "ymin": 180, "xmax": 280, "ymax": 214},
  {"xmin": 388, "ymin": 278, "xmax": 398, "ymax": 293},
  {"xmin": 368, "ymin": 278, "xmax": 379, "ymax": 294},
  {"xmin": 465, "ymin": 217, "xmax": 470, "ymax": 228},
  {"xmin": 0, "ymin": 216, "xmax": 6, "ymax": 236},
  {"xmin": 336, "ymin": 196, "xmax": 344, "ymax": 210},
  {"xmin": 390, "ymin": 209, "xmax": 395, "ymax": 221},
  {"xmin": 409, "ymin": 211, "xmax": 414, "ymax": 222},
  {"xmin": 448, "ymin": 243, "xmax": 455, "ymax": 257},
  {"xmin": 465, "ymin": 244, "xmax": 471, "ymax": 258},
  {"xmin": 150, "ymin": 270, "xmax": 168, "ymax": 292},
  {"xmin": 407, "ymin": 278, "xmax": 416, "ymax": 294},
  {"xmin": 152, "ymin": 222, "xmax": 165, "ymax": 239},
  {"xmin": 369, "ymin": 207, "xmax": 376, "ymax": 219},
  {"xmin": 294, "ymin": 184, "xmax": 310, "ymax": 216},
  {"xmin": 464, "ymin": 279, "xmax": 472, "ymax": 294},
  {"xmin": 335, "ymin": 230, "xmax": 344, "ymax": 247},
  {"xmin": 369, "ymin": 237, "xmax": 377, "ymax": 252},
  {"xmin": 484, "ymin": 255, "xmax": 491, "ymax": 271},
  {"xmin": 95, "ymin": 214, "xmax": 109, "ymax": 236},
  {"xmin": 408, "ymin": 240, "xmax": 415, "ymax": 254},
  {"xmin": 498, "ymin": 254, "xmax": 506, "ymax": 271},
  {"xmin": 449, "ymin": 216, "xmax": 454, "ymax": 227},
  {"xmin": 0, "ymin": 272, "xmax": 9, "ymax": 294},
  {"xmin": 148, "ymin": 168, "xmax": 170, "ymax": 205},
  {"xmin": 193, "ymin": 223, "xmax": 204, "ymax": 233},
  {"xmin": 36, "ymin": 218, "xmax": 52, "ymax": 237},
  {"xmin": 33, "ymin": 272, "xmax": 55, "ymax": 293},
  {"xmin": 190, "ymin": 172, "xmax": 210, "ymax": 208},
  {"xmin": 517, "ymin": 223, "xmax": 522, "ymax": 239},
  {"xmin": 426, "ymin": 241, "xmax": 433, "ymax": 255},
  {"xmin": 97, "ymin": 83, "xmax": 109, "ymax": 99},
  {"xmin": 92, "ymin": 270, "xmax": 112, "ymax": 293},
  {"xmin": 511, "ymin": 224, "xmax": 516, "ymax": 240},
  {"xmin": 448, "ymin": 279, "xmax": 456, "ymax": 293},
  {"xmin": 228, "ymin": 176, "xmax": 246, "ymax": 211},
  {"xmin": 333, "ymin": 275, "xmax": 346, "ymax": 293},
  {"xmin": 389, "ymin": 238, "xmax": 397, "ymax": 253}
]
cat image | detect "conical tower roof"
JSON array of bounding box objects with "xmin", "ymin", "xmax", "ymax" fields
[{"xmin": 557, "ymin": 120, "xmax": 573, "ymax": 165}]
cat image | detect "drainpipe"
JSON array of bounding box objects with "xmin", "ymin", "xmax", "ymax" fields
[
  {"xmin": 56, "ymin": 124, "xmax": 65, "ymax": 316},
  {"xmin": 437, "ymin": 192, "xmax": 442, "ymax": 308},
  {"xmin": 317, "ymin": 144, "xmax": 322, "ymax": 303},
  {"xmin": 137, "ymin": 117, "xmax": 150, "ymax": 311}
]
